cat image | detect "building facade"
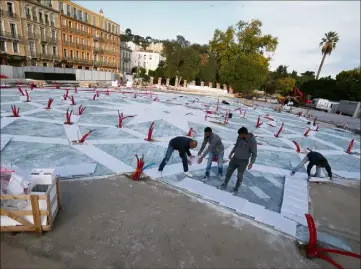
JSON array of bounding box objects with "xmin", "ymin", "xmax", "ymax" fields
[
  {"xmin": 1, "ymin": 0, "xmax": 121, "ymax": 72},
  {"xmin": 120, "ymin": 41, "xmax": 131, "ymax": 75},
  {"xmin": 0, "ymin": 0, "xmax": 26, "ymax": 66},
  {"xmin": 132, "ymin": 50, "xmax": 164, "ymax": 73}
]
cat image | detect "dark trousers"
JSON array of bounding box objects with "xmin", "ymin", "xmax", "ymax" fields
[
  {"xmin": 224, "ymin": 158, "xmax": 249, "ymax": 190},
  {"xmin": 159, "ymin": 145, "xmax": 189, "ymax": 172}
]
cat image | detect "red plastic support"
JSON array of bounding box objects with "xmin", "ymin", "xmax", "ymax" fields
[
  {"xmin": 117, "ymin": 111, "xmax": 135, "ymax": 128},
  {"xmin": 274, "ymin": 122, "xmax": 284, "ymax": 137},
  {"xmin": 92, "ymin": 93, "xmax": 97, "ymax": 100},
  {"xmin": 292, "ymin": 140, "xmax": 301, "ymax": 153},
  {"xmin": 74, "ymin": 86, "xmax": 78, "ymax": 93},
  {"xmin": 304, "ymin": 214, "xmax": 361, "ymax": 269},
  {"xmin": 315, "ymin": 125, "xmax": 319, "ymax": 131},
  {"xmin": 29, "ymin": 83, "xmax": 35, "ymax": 90},
  {"xmin": 24, "ymin": 90, "xmax": 30, "ymax": 102},
  {"xmin": 216, "ymin": 97, "xmax": 219, "ymax": 112},
  {"xmin": 69, "ymin": 95, "xmax": 76, "ymax": 105},
  {"xmin": 64, "ymin": 108, "xmax": 72, "ymax": 124},
  {"xmin": 78, "ymin": 105, "xmax": 86, "ymax": 115},
  {"xmin": 105, "ymin": 89, "xmax": 110, "ymax": 96},
  {"xmin": 17, "ymin": 87, "xmax": 24, "ymax": 96},
  {"xmin": 243, "ymin": 110, "xmax": 247, "ymax": 118},
  {"xmin": 153, "ymin": 97, "xmax": 159, "ymax": 102},
  {"xmin": 96, "ymin": 91, "xmax": 100, "ymax": 97},
  {"xmin": 46, "ymin": 98, "xmax": 54, "ymax": 109},
  {"xmin": 313, "ymin": 117, "xmax": 317, "ymax": 126},
  {"xmin": 145, "ymin": 121, "xmax": 155, "ymax": 141},
  {"xmin": 131, "ymin": 154, "xmax": 145, "ymax": 181},
  {"xmin": 79, "ymin": 129, "xmax": 94, "ymax": 143},
  {"xmin": 187, "ymin": 128, "xmax": 197, "ymax": 137},
  {"xmin": 298, "ymin": 111, "xmax": 302, "ymax": 117},
  {"xmin": 11, "ymin": 105, "xmax": 20, "ymax": 117},
  {"xmin": 346, "ymin": 139, "xmax": 354, "ymax": 154},
  {"xmin": 304, "ymin": 128, "xmax": 311, "ymax": 137},
  {"xmin": 224, "ymin": 110, "xmax": 230, "ymax": 124},
  {"xmin": 264, "ymin": 116, "xmax": 274, "ymax": 121},
  {"xmin": 256, "ymin": 116, "xmax": 263, "ymax": 128},
  {"xmin": 56, "ymin": 83, "xmax": 60, "ymax": 89},
  {"xmin": 63, "ymin": 89, "xmax": 69, "ymax": 100}
]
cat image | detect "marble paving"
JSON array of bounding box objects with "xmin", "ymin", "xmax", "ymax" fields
[{"xmin": 1, "ymin": 87, "xmax": 360, "ymax": 248}]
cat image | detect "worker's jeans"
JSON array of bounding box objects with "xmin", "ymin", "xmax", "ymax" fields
[
  {"xmin": 159, "ymin": 145, "xmax": 188, "ymax": 172},
  {"xmin": 205, "ymin": 152, "xmax": 224, "ymax": 177},
  {"xmin": 223, "ymin": 158, "xmax": 249, "ymax": 191},
  {"xmin": 293, "ymin": 156, "xmax": 321, "ymax": 176}
]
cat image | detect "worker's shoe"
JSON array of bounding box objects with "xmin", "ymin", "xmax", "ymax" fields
[
  {"xmin": 232, "ymin": 188, "xmax": 239, "ymax": 196},
  {"xmin": 201, "ymin": 175, "xmax": 210, "ymax": 182},
  {"xmin": 218, "ymin": 183, "xmax": 227, "ymax": 190},
  {"xmin": 219, "ymin": 174, "xmax": 224, "ymax": 181},
  {"xmin": 157, "ymin": 170, "xmax": 163, "ymax": 178},
  {"xmin": 184, "ymin": 172, "xmax": 193, "ymax": 178}
]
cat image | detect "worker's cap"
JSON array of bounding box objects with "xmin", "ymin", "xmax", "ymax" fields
[{"xmin": 238, "ymin": 127, "xmax": 248, "ymax": 135}]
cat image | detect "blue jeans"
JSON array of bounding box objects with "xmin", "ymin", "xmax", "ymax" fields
[
  {"xmin": 159, "ymin": 145, "xmax": 189, "ymax": 172},
  {"xmin": 205, "ymin": 152, "xmax": 224, "ymax": 177}
]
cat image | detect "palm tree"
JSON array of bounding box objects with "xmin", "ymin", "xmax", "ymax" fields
[{"xmin": 316, "ymin": 31, "xmax": 339, "ymax": 79}]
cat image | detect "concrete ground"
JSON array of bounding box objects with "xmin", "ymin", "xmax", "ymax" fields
[
  {"xmin": 0, "ymin": 175, "xmax": 328, "ymax": 269},
  {"xmin": 309, "ymin": 181, "xmax": 361, "ymax": 268}
]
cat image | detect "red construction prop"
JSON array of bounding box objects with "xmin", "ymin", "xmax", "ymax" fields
[
  {"xmin": 92, "ymin": 93, "xmax": 97, "ymax": 100},
  {"xmin": 63, "ymin": 89, "xmax": 69, "ymax": 100},
  {"xmin": 292, "ymin": 140, "xmax": 301, "ymax": 153},
  {"xmin": 216, "ymin": 97, "xmax": 219, "ymax": 112},
  {"xmin": 313, "ymin": 117, "xmax": 317, "ymax": 126},
  {"xmin": 224, "ymin": 110, "xmax": 230, "ymax": 124},
  {"xmin": 64, "ymin": 108, "xmax": 72, "ymax": 124},
  {"xmin": 153, "ymin": 97, "xmax": 159, "ymax": 102},
  {"xmin": 274, "ymin": 122, "xmax": 284, "ymax": 138},
  {"xmin": 17, "ymin": 87, "xmax": 24, "ymax": 96},
  {"xmin": 116, "ymin": 111, "xmax": 135, "ymax": 128},
  {"xmin": 25, "ymin": 90, "xmax": 30, "ymax": 102},
  {"xmin": 105, "ymin": 89, "xmax": 110, "ymax": 96},
  {"xmin": 79, "ymin": 129, "xmax": 95, "ymax": 143},
  {"xmin": 74, "ymin": 86, "xmax": 78, "ymax": 93},
  {"xmin": 264, "ymin": 115, "xmax": 274, "ymax": 121},
  {"xmin": 187, "ymin": 128, "xmax": 197, "ymax": 137},
  {"xmin": 29, "ymin": 83, "xmax": 35, "ymax": 90},
  {"xmin": 56, "ymin": 83, "xmax": 60, "ymax": 89},
  {"xmin": 132, "ymin": 154, "xmax": 145, "ymax": 181},
  {"xmin": 96, "ymin": 91, "xmax": 100, "ymax": 97},
  {"xmin": 11, "ymin": 105, "xmax": 20, "ymax": 117},
  {"xmin": 298, "ymin": 111, "xmax": 302, "ymax": 117},
  {"xmin": 69, "ymin": 95, "xmax": 76, "ymax": 105},
  {"xmin": 304, "ymin": 213, "xmax": 361, "ymax": 269},
  {"xmin": 46, "ymin": 98, "xmax": 54, "ymax": 109},
  {"xmin": 78, "ymin": 105, "xmax": 86, "ymax": 115},
  {"xmin": 304, "ymin": 128, "xmax": 311, "ymax": 137},
  {"xmin": 256, "ymin": 116, "xmax": 263, "ymax": 128},
  {"xmin": 242, "ymin": 110, "xmax": 247, "ymax": 118},
  {"xmin": 346, "ymin": 139, "xmax": 354, "ymax": 154},
  {"xmin": 144, "ymin": 121, "xmax": 155, "ymax": 141},
  {"xmin": 315, "ymin": 125, "xmax": 319, "ymax": 132}
]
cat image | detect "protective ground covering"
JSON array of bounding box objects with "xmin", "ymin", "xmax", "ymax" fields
[{"xmin": 1, "ymin": 87, "xmax": 359, "ymax": 248}]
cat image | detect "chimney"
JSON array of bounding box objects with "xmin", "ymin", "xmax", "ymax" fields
[{"xmin": 99, "ymin": 9, "xmax": 103, "ymax": 16}]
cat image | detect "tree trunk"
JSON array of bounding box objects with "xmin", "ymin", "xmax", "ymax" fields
[{"xmin": 316, "ymin": 53, "xmax": 327, "ymax": 80}]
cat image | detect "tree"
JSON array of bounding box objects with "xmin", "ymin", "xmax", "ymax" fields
[
  {"xmin": 209, "ymin": 19, "xmax": 278, "ymax": 91},
  {"xmin": 335, "ymin": 67, "xmax": 361, "ymax": 101},
  {"xmin": 316, "ymin": 31, "xmax": 339, "ymax": 79},
  {"xmin": 275, "ymin": 77, "xmax": 296, "ymax": 96},
  {"xmin": 198, "ymin": 55, "xmax": 217, "ymax": 83}
]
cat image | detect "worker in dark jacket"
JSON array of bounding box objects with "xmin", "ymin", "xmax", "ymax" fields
[
  {"xmin": 158, "ymin": 136, "xmax": 197, "ymax": 177},
  {"xmin": 291, "ymin": 151, "xmax": 333, "ymax": 180},
  {"xmin": 197, "ymin": 127, "xmax": 225, "ymax": 181},
  {"xmin": 218, "ymin": 127, "xmax": 257, "ymax": 195}
]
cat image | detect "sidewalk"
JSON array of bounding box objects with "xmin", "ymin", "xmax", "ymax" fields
[{"xmin": 0, "ymin": 175, "xmax": 347, "ymax": 268}]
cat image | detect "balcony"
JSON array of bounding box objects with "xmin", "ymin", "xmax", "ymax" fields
[
  {"xmin": 0, "ymin": 31, "xmax": 21, "ymax": 40},
  {"xmin": 122, "ymin": 57, "xmax": 131, "ymax": 62},
  {"xmin": 39, "ymin": 18, "xmax": 44, "ymax": 24},
  {"xmin": 30, "ymin": 51, "xmax": 36, "ymax": 58},
  {"xmin": 32, "ymin": 16, "xmax": 38, "ymax": 22},
  {"xmin": 93, "ymin": 48, "xmax": 104, "ymax": 54},
  {"xmin": 51, "ymin": 21, "xmax": 55, "ymax": 27},
  {"xmin": 62, "ymin": 41, "xmax": 76, "ymax": 48},
  {"xmin": 26, "ymin": 14, "xmax": 31, "ymax": 20},
  {"xmin": 44, "ymin": 20, "xmax": 50, "ymax": 26},
  {"xmin": 27, "ymin": 32, "xmax": 36, "ymax": 39}
]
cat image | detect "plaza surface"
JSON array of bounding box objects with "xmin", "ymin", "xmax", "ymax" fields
[{"xmin": 1, "ymin": 87, "xmax": 360, "ymax": 246}]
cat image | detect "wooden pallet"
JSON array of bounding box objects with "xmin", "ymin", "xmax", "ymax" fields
[{"xmin": 0, "ymin": 178, "xmax": 62, "ymax": 235}]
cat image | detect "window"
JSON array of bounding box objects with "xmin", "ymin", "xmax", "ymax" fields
[
  {"xmin": 76, "ymin": 51, "xmax": 79, "ymax": 59},
  {"xmin": 72, "ymin": 7, "xmax": 76, "ymax": 18},
  {"xmin": 68, "ymin": 21, "xmax": 72, "ymax": 28},
  {"xmin": 45, "ymin": 14, "xmax": 49, "ymax": 24},
  {"xmin": 52, "ymin": 46, "xmax": 56, "ymax": 55},
  {"xmin": 82, "ymin": 52, "xmax": 84, "ymax": 59},
  {"xmin": 12, "ymin": 42, "xmax": 18, "ymax": 53},
  {"xmin": 92, "ymin": 15, "xmax": 96, "ymax": 26},
  {"xmin": 7, "ymin": 2, "xmax": 13, "ymax": 14},
  {"xmin": 62, "ymin": 18, "xmax": 66, "ymax": 26},
  {"xmin": 75, "ymin": 37, "xmax": 78, "ymax": 44},
  {"xmin": 59, "ymin": 1, "xmax": 63, "ymax": 12},
  {"xmin": 85, "ymin": 13, "xmax": 88, "ymax": 22},
  {"xmin": 75, "ymin": 23, "xmax": 77, "ymax": 30},
  {"xmin": 52, "ymin": 30, "xmax": 56, "ymax": 40},
  {"xmin": 112, "ymin": 25, "xmax": 114, "ymax": 33},
  {"xmin": 149, "ymin": 55, "xmax": 152, "ymax": 60},
  {"xmin": 69, "ymin": 35, "xmax": 72, "ymax": 43},
  {"xmin": 64, "ymin": 49, "xmax": 67, "ymax": 57},
  {"xmin": 41, "ymin": 44, "xmax": 46, "ymax": 54},
  {"xmin": 62, "ymin": 33, "xmax": 66, "ymax": 41},
  {"xmin": 81, "ymin": 25, "xmax": 84, "ymax": 32},
  {"xmin": 66, "ymin": 5, "xmax": 70, "ymax": 15},
  {"xmin": 86, "ymin": 52, "xmax": 89, "ymax": 60},
  {"xmin": 29, "ymin": 42, "xmax": 35, "ymax": 55},
  {"xmin": 70, "ymin": 50, "xmax": 73, "ymax": 59},
  {"xmin": 81, "ymin": 38, "xmax": 84, "ymax": 44},
  {"xmin": 78, "ymin": 10, "xmax": 82, "ymax": 20},
  {"xmin": 0, "ymin": 41, "xmax": 5, "ymax": 51},
  {"xmin": 25, "ymin": 7, "xmax": 30, "ymax": 17},
  {"xmin": 86, "ymin": 26, "xmax": 89, "ymax": 33},
  {"xmin": 43, "ymin": 63, "xmax": 47, "ymax": 67},
  {"xmin": 10, "ymin": 23, "xmax": 16, "ymax": 36},
  {"xmin": 39, "ymin": 12, "xmax": 43, "ymax": 23}
]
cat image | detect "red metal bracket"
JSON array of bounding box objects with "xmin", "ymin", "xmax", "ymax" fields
[
  {"xmin": 132, "ymin": 154, "xmax": 144, "ymax": 181},
  {"xmin": 46, "ymin": 98, "xmax": 54, "ymax": 109},
  {"xmin": 17, "ymin": 87, "xmax": 24, "ymax": 96},
  {"xmin": 144, "ymin": 121, "xmax": 155, "ymax": 141},
  {"xmin": 11, "ymin": 105, "xmax": 20, "ymax": 117},
  {"xmin": 305, "ymin": 214, "xmax": 361, "ymax": 269}
]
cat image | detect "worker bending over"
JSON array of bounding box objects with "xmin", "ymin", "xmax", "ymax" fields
[
  {"xmin": 197, "ymin": 127, "xmax": 225, "ymax": 181},
  {"xmin": 291, "ymin": 151, "xmax": 333, "ymax": 181},
  {"xmin": 158, "ymin": 136, "xmax": 197, "ymax": 177},
  {"xmin": 218, "ymin": 127, "xmax": 257, "ymax": 195}
]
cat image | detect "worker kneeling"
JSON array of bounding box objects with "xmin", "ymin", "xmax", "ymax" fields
[
  {"xmin": 291, "ymin": 151, "xmax": 333, "ymax": 181},
  {"xmin": 158, "ymin": 136, "xmax": 197, "ymax": 178}
]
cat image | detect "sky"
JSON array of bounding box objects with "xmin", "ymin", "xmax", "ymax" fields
[{"xmin": 75, "ymin": 1, "xmax": 360, "ymax": 77}]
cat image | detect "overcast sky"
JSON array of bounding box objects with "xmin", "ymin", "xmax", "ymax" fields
[{"xmin": 77, "ymin": 1, "xmax": 360, "ymax": 77}]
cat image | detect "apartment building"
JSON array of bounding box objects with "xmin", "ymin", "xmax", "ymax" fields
[
  {"xmin": 1, "ymin": 0, "xmax": 120, "ymax": 72},
  {"xmin": 20, "ymin": 0, "xmax": 60, "ymax": 67},
  {"xmin": 0, "ymin": 1, "xmax": 25, "ymax": 66},
  {"xmin": 132, "ymin": 50, "xmax": 165, "ymax": 73},
  {"xmin": 120, "ymin": 41, "xmax": 132, "ymax": 74},
  {"xmin": 59, "ymin": 1, "xmax": 120, "ymax": 71}
]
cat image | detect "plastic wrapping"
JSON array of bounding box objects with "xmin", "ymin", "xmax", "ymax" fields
[{"xmin": 0, "ymin": 165, "xmax": 32, "ymax": 209}]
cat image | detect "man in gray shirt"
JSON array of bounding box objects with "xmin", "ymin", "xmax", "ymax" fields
[
  {"xmin": 218, "ymin": 127, "xmax": 257, "ymax": 195},
  {"xmin": 197, "ymin": 127, "xmax": 225, "ymax": 181}
]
